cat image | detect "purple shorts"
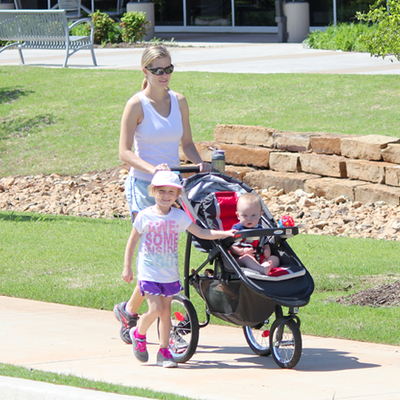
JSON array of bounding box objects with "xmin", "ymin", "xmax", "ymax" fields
[{"xmin": 138, "ymin": 280, "xmax": 183, "ymax": 297}]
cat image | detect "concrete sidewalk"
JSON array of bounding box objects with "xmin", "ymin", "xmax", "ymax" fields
[
  {"xmin": 0, "ymin": 34, "xmax": 400, "ymax": 74},
  {"xmin": 1, "ymin": 296, "xmax": 400, "ymax": 400}
]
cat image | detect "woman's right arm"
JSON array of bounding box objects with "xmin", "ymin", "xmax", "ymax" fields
[{"xmin": 119, "ymin": 96, "xmax": 158, "ymax": 175}]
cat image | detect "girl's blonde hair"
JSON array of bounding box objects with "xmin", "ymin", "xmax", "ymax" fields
[
  {"xmin": 141, "ymin": 45, "xmax": 171, "ymax": 90},
  {"xmin": 148, "ymin": 184, "xmax": 182, "ymax": 198}
]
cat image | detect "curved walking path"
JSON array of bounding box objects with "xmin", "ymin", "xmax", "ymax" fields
[{"xmin": 0, "ymin": 296, "xmax": 399, "ymax": 400}]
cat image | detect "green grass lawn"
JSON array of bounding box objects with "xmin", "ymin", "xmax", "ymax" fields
[
  {"xmin": 1, "ymin": 210, "xmax": 399, "ymax": 346},
  {"xmin": 1, "ymin": 67, "xmax": 400, "ymax": 177}
]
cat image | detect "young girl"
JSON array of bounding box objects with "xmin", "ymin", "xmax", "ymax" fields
[{"xmin": 122, "ymin": 171, "xmax": 236, "ymax": 368}]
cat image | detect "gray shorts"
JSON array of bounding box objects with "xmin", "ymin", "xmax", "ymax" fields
[{"xmin": 124, "ymin": 175, "xmax": 155, "ymax": 222}]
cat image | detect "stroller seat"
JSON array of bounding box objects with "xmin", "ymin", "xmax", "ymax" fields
[{"xmin": 194, "ymin": 190, "xmax": 305, "ymax": 282}]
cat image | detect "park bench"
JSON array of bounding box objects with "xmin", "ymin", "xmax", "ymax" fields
[{"xmin": 0, "ymin": 9, "xmax": 97, "ymax": 67}]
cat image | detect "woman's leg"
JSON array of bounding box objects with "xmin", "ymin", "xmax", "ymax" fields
[{"xmin": 126, "ymin": 284, "xmax": 144, "ymax": 315}]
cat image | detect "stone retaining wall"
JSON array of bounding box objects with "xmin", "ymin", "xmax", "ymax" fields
[{"xmin": 180, "ymin": 125, "xmax": 400, "ymax": 206}]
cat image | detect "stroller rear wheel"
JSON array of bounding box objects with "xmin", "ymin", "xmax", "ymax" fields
[
  {"xmin": 270, "ymin": 318, "xmax": 302, "ymax": 369},
  {"xmin": 243, "ymin": 321, "xmax": 272, "ymax": 357},
  {"xmin": 165, "ymin": 294, "xmax": 199, "ymax": 363}
]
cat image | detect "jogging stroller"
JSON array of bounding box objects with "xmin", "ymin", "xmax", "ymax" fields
[{"xmin": 168, "ymin": 171, "xmax": 314, "ymax": 369}]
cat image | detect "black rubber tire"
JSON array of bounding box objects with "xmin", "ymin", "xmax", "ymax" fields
[
  {"xmin": 269, "ymin": 318, "xmax": 302, "ymax": 369},
  {"xmin": 167, "ymin": 293, "xmax": 199, "ymax": 363},
  {"xmin": 243, "ymin": 321, "xmax": 272, "ymax": 357}
]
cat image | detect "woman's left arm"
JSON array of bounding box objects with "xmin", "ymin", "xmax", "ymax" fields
[{"xmin": 177, "ymin": 93, "xmax": 212, "ymax": 172}]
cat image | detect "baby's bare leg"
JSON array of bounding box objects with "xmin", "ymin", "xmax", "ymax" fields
[
  {"xmin": 261, "ymin": 255, "xmax": 280, "ymax": 275},
  {"xmin": 238, "ymin": 255, "xmax": 270, "ymax": 275},
  {"xmin": 263, "ymin": 244, "xmax": 272, "ymax": 259}
]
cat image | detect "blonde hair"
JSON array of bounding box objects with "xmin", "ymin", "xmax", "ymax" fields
[
  {"xmin": 148, "ymin": 184, "xmax": 182, "ymax": 198},
  {"xmin": 141, "ymin": 45, "xmax": 171, "ymax": 90},
  {"xmin": 237, "ymin": 193, "xmax": 263, "ymax": 212}
]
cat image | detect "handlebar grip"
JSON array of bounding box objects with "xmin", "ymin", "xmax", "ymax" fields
[{"xmin": 173, "ymin": 166, "xmax": 201, "ymax": 173}]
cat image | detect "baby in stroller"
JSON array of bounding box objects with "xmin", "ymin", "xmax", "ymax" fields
[{"xmin": 231, "ymin": 193, "xmax": 280, "ymax": 276}]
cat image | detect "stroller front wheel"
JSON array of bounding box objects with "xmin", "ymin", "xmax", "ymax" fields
[
  {"xmin": 243, "ymin": 322, "xmax": 272, "ymax": 357},
  {"xmin": 270, "ymin": 318, "xmax": 302, "ymax": 369}
]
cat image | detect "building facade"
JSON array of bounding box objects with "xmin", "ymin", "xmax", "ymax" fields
[{"xmin": 153, "ymin": 0, "xmax": 376, "ymax": 33}]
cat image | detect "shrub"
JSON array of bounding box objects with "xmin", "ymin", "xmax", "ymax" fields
[
  {"xmin": 356, "ymin": 0, "xmax": 400, "ymax": 61},
  {"xmin": 303, "ymin": 23, "xmax": 377, "ymax": 53},
  {"xmin": 120, "ymin": 11, "xmax": 150, "ymax": 43},
  {"xmin": 90, "ymin": 10, "xmax": 118, "ymax": 45},
  {"xmin": 69, "ymin": 22, "xmax": 90, "ymax": 37}
]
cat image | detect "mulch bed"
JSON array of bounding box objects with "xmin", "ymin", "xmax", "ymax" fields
[{"xmin": 336, "ymin": 281, "xmax": 400, "ymax": 307}]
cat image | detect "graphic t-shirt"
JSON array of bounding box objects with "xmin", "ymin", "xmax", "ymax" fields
[{"xmin": 133, "ymin": 207, "xmax": 192, "ymax": 283}]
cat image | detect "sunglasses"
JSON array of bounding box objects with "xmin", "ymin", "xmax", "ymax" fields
[{"xmin": 145, "ymin": 64, "xmax": 174, "ymax": 75}]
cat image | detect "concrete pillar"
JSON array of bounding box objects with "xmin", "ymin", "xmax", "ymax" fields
[
  {"xmin": 283, "ymin": 1, "xmax": 310, "ymax": 43},
  {"xmin": 126, "ymin": 1, "xmax": 155, "ymax": 41}
]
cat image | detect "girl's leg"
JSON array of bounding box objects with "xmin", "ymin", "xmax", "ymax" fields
[
  {"xmin": 158, "ymin": 296, "xmax": 173, "ymax": 349},
  {"xmin": 137, "ymin": 294, "xmax": 163, "ymax": 335},
  {"xmin": 157, "ymin": 296, "xmax": 177, "ymax": 368},
  {"xmin": 130, "ymin": 294, "xmax": 163, "ymax": 363}
]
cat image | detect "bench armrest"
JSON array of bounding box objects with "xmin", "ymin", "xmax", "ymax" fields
[{"xmin": 68, "ymin": 17, "xmax": 95, "ymax": 42}]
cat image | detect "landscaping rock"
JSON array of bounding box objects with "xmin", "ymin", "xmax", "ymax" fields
[
  {"xmin": 214, "ymin": 124, "xmax": 275, "ymax": 147},
  {"xmin": 346, "ymin": 159, "xmax": 389, "ymax": 184},
  {"xmin": 300, "ymin": 153, "xmax": 347, "ymax": 178},
  {"xmin": 310, "ymin": 134, "xmax": 343, "ymax": 155},
  {"xmin": 341, "ymin": 135, "xmax": 400, "ymax": 161},
  {"xmin": 1, "ymin": 167, "xmax": 400, "ymax": 242},
  {"xmin": 382, "ymin": 143, "xmax": 400, "ymax": 164},
  {"xmin": 273, "ymin": 131, "xmax": 316, "ymax": 152}
]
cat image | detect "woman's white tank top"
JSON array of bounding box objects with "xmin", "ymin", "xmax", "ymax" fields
[{"xmin": 130, "ymin": 90, "xmax": 183, "ymax": 182}]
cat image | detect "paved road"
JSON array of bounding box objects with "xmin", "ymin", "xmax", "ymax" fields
[
  {"xmin": 1, "ymin": 33, "xmax": 400, "ymax": 74},
  {"xmin": 1, "ymin": 296, "xmax": 400, "ymax": 400}
]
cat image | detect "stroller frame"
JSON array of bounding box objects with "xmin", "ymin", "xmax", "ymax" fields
[{"xmin": 167, "ymin": 171, "xmax": 314, "ymax": 369}]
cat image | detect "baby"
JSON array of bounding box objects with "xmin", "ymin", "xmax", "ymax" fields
[{"xmin": 231, "ymin": 193, "xmax": 280, "ymax": 276}]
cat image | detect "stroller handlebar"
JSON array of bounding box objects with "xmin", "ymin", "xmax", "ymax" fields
[
  {"xmin": 172, "ymin": 166, "xmax": 201, "ymax": 174},
  {"xmin": 223, "ymin": 227, "xmax": 299, "ymax": 247}
]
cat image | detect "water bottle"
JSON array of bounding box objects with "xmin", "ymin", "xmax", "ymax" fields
[{"xmin": 211, "ymin": 149, "xmax": 225, "ymax": 173}]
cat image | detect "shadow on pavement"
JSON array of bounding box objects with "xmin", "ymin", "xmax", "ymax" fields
[{"xmin": 191, "ymin": 344, "xmax": 380, "ymax": 371}]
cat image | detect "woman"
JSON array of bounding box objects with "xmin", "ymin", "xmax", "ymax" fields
[{"xmin": 114, "ymin": 45, "xmax": 211, "ymax": 344}]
